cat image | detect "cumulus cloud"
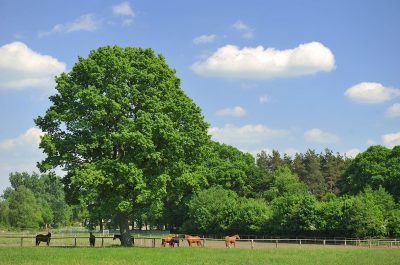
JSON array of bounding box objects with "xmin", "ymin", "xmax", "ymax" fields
[
  {"xmin": 112, "ymin": 2, "xmax": 135, "ymax": 17},
  {"xmin": 259, "ymin": 95, "xmax": 269, "ymax": 103},
  {"xmin": 304, "ymin": 128, "xmax": 340, "ymax": 144},
  {"xmin": 38, "ymin": 14, "xmax": 100, "ymax": 37},
  {"xmin": 232, "ymin": 20, "xmax": 254, "ymax": 39},
  {"xmin": 0, "ymin": 128, "xmax": 45, "ymax": 192},
  {"xmin": 344, "ymin": 82, "xmax": 400, "ymax": 103},
  {"xmin": 208, "ymin": 124, "xmax": 289, "ymax": 145},
  {"xmin": 193, "ymin": 34, "xmax": 217, "ymax": 45},
  {"xmin": 215, "ymin": 106, "xmax": 246, "ymax": 117},
  {"xmin": 382, "ymin": 132, "xmax": 400, "ymax": 148},
  {"xmin": 344, "ymin": 148, "xmax": 361, "ymax": 158},
  {"xmin": 191, "ymin": 42, "xmax": 335, "ymax": 79},
  {"xmin": 0, "ymin": 42, "xmax": 66, "ymax": 90},
  {"xmin": 386, "ymin": 103, "xmax": 400, "ymax": 117}
]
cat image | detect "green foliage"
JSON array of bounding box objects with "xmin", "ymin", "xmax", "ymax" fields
[
  {"xmin": 341, "ymin": 145, "xmax": 400, "ymax": 202},
  {"xmin": 270, "ymin": 194, "xmax": 319, "ymax": 235},
  {"xmin": 263, "ymin": 166, "xmax": 308, "ymax": 201},
  {"xmin": 35, "ymin": 46, "xmax": 210, "ymax": 241},
  {"xmin": 3, "ymin": 172, "xmax": 72, "ymax": 228},
  {"xmin": 7, "ymin": 187, "xmax": 42, "ymax": 230},
  {"xmin": 183, "ymin": 186, "xmax": 238, "ymax": 234},
  {"xmin": 231, "ymin": 198, "xmax": 271, "ymax": 234}
]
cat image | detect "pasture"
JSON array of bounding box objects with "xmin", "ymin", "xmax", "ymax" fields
[{"xmin": 0, "ymin": 247, "xmax": 399, "ymax": 265}]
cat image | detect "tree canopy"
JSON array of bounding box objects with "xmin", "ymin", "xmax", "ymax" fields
[{"xmin": 35, "ymin": 46, "xmax": 210, "ymax": 245}]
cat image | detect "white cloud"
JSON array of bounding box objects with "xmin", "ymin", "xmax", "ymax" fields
[
  {"xmin": 232, "ymin": 20, "xmax": 254, "ymax": 39},
  {"xmin": 344, "ymin": 82, "xmax": 400, "ymax": 103},
  {"xmin": 259, "ymin": 95, "xmax": 269, "ymax": 103},
  {"xmin": 304, "ymin": 128, "xmax": 340, "ymax": 144},
  {"xmin": 193, "ymin": 34, "xmax": 217, "ymax": 45},
  {"xmin": 215, "ymin": 106, "xmax": 246, "ymax": 117},
  {"xmin": 38, "ymin": 14, "xmax": 100, "ymax": 37},
  {"xmin": 386, "ymin": 103, "xmax": 400, "ymax": 117},
  {"xmin": 0, "ymin": 128, "xmax": 44, "ymax": 151},
  {"xmin": 191, "ymin": 42, "xmax": 335, "ymax": 79},
  {"xmin": 208, "ymin": 124, "xmax": 289, "ymax": 145},
  {"xmin": 0, "ymin": 128, "xmax": 45, "ymax": 192},
  {"xmin": 113, "ymin": 2, "xmax": 135, "ymax": 17},
  {"xmin": 0, "ymin": 42, "xmax": 66, "ymax": 90},
  {"xmin": 344, "ymin": 148, "xmax": 361, "ymax": 158},
  {"xmin": 382, "ymin": 132, "xmax": 400, "ymax": 148}
]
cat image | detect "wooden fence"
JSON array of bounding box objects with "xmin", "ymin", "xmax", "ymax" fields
[{"xmin": 0, "ymin": 235, "xmax": 400, "ymax": 249}]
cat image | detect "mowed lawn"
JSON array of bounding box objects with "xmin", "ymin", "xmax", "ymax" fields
[{"xmin": 1, "ymin": 247, "xmax": 399, "ymax": 265}]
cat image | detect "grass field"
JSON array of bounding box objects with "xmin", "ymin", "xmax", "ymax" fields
[{"xmin": 0, "ymin": 247, "xmax": 399, "ymax": 265}]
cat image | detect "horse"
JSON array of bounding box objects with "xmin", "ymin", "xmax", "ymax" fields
[
  {"xmin": 169, "ymin": 236, "xmax": 180, "ymax": 247},
  {"xmin": 161, "ymin": 234, "xmax": 176, "ymax": 247},
  {"xmin": 89, "ymin": 232, "xmax": 96, "ymax": 247},
  {"xmin": 184, "ymin": 234, "xmax": 203, "ymax": 247},
  {"xmin": 35, "ymin": 232, "xmax": 51, "ymax": 246},
  {"xmin": 113, "ymin": 234, "xmax": 135, "ymax": 245},
  {"xmin": 224, "ymin": 234, "xmax": 240, "ymax": 248}
]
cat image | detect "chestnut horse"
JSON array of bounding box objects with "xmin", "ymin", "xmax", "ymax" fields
[
  {"xmin": 161, "ymin": 234, "xmax": 176, "ymax": 247},
  {"xmin": 224, "ymin": 234, "xmax": 240, "ymax": 248},
  {"xmin": 184, "ymin": 235, "xmax": 203, "ymax": 247}
]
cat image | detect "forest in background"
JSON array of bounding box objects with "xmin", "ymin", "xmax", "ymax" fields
[{"xmin": 1, "ymin": 144, "xmax": 399, "ymax": 239}]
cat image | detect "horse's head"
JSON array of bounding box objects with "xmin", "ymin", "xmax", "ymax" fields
[
  {"xmin": 113, "ymin": 235, "xmax": 118, "ymax": 240},
  {"xmin": 235, "ymin": 234, "xmax": 240, "ymax": 239},
  {"xmin": 47, "ymin": 232, "xmax": 52, "ymax": 237}
]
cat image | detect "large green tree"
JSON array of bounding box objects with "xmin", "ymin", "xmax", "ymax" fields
[{"xmin": 35, "ymin": 46, "xmax": 209, "ymax": 245}]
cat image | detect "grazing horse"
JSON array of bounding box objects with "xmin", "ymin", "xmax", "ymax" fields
[
  {"xmin": 224, "ymin": 234, "xmax": 240, "ymax": 248},
  {"xmin": 169, "ymin": 236, "xmax": 180, "ymax": 247},
  {"xmin": 184, "ymin": 235, "xmax": 203, "ymax": 247},
  {"xmin": 113, "ymin": 234, "xmax": 135, "ymax": 245},
  {"xmin": 161, "ymin": 234, "xmax": 176, "ymax": 247},
  {"xmin": 35, "ymin": 232, "xmax": 51, "ymax": 246},
  {"xmin": 89, "ymin": 232, "xmax": 96, "ymax": 247}
]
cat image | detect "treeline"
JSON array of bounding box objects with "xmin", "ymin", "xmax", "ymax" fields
[
  {"xmin": 0, "ymin": 172, "xmax": 85, "ymax": 230},
  {"xmin": 182, "ymin": 145, "xmax": 400, "ymax": 238},
  {"xmin": 1, "ymin": 144, "xmax": 399, "ymax": 238}
]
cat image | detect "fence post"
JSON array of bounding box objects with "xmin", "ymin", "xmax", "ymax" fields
[
  {"xmin": 74, "ymin": 237, "xmax": 77, "ymax": 247},
  {"xmin": 102, "ymin": 237, "xmax": 104, "ymax": 247},
  {"xmin": 323, "ymin": 240, "xmax": 326, "ymax": 246},
  {"xmin": 152, "ymin": 238, "xmax": 155, "ymax": 248},
  {"xmin": 344, "ymin": 239, "xmax": 346, "ymax": 248},
  {"xmin": 20, "ymin": 237, "xmax": 23, "ymax": 247},
  {"xmin": 299, "ymin": 239, "xmax": 302, "ymax": 247},
  {"xmin": 275, "ymin": 239, "xmax": 278, "ymax": 248},
  {"xmin": 251, "ymin": 239, "xmax": 254, "ymax": 249}
]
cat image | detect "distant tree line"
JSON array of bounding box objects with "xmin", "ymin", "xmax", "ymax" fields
[
  {"xmin": 1, "ymin": 144, "xmax": 399, "ymax": 239},
  {"xmin": 0, "ymin": 172, "xmax": 85, "ymax": 230}
]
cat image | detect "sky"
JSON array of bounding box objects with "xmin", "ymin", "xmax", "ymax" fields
[{"xmin": 0, "ymin": 0, "xmax": 399, "ymax": 192}]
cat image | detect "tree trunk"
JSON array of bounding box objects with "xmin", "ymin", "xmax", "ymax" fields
[{"xmin": 118, "ymin": 214, "xmax": 132, "ymax": 247}]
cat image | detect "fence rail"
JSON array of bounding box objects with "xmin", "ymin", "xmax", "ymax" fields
[{"xmin": 0, "ymin": 235, "xmax": 400, "ymax": 249}]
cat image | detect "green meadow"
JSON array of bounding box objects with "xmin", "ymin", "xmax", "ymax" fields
[{"xmin": 0, "ymin": 247, "xmax": 399, "ymax": 265}]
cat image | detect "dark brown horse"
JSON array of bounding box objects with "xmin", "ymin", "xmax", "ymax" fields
[
  {"xmin": 169, "ymin": 236, "xmax": 180, "ymax": 247},
  {"xmin": 35, "ymin": 232, "xmax": 51, "ymax": 246},
  {"xmin": 113, "ymin": 234, "xmax": 134, "ymax": 245},
  {"xmin": 224, "ymin": 234, "xmax": 240, "ymax": 248},
  {"xmin": 184, "ymin": 235, "xmax": 203, "ymax": 247},
  {"xmin": 89, "ymin": 232, "xmax": 95, "ymax": 247}
]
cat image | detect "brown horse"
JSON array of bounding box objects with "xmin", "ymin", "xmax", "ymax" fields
[
  {"xmin": 161, "ymin": 234, "xmax": 176, "ymax": 247},
  {"xmin": 224, "ymin": 234, "xmax": 240, "ymax": 248},
  {"xmin": 184, "ymin": 235, "xmax": 203, "ymax": 247}
]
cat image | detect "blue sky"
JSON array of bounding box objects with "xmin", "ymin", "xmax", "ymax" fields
[{"xmin": 0, "ymin": 0, "xmax": 399, "ymax": 192}]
